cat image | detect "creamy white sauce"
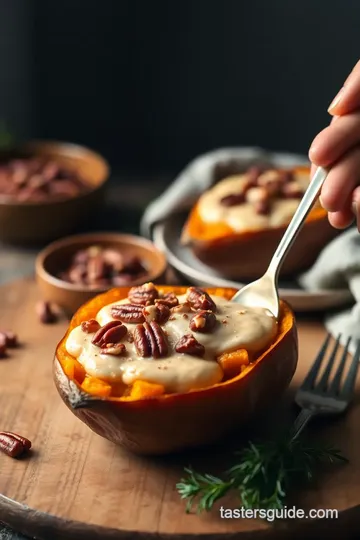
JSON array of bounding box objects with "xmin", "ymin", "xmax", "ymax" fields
[
  {"xmin": 197, "ymin": 171, "xmax": 318, "ymax": 231},
  {"xmin": 65, "ymin": 294, "xmax": 277, "ymax": 394}
]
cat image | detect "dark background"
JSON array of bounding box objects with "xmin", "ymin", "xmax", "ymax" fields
[{"xmin": 0, "ymin": 0, "xmax": 359, "ymax": 177}]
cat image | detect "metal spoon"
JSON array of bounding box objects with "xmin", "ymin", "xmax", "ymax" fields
[{"xmin": 231, "ymin": 166, "xmax": 329, "ymax": 318}]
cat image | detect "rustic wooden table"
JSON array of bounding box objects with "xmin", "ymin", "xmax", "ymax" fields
[
  {"xmin": 0, "ymin": 176, "xmax": 333, "ymax": 539},
  {"xmin": 0, "ymin": 175, "xmax": 168, "ymax": 540}
]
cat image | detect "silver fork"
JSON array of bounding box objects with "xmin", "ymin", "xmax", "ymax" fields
[{"xmin": 291, "ymin": 333, "xmax": 360, "ymax": 440}]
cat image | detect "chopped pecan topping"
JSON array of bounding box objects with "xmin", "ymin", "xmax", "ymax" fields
[
  {"xmin": 186, "ymin": 287, "xmax": 217, "ymax": 312},
  {"xmin": 155, "ymin": 292, "xmax": 179, "ymax": 308},
  {"xmin": 92, "ymin": 321, "xmax": 127, "ymax": 346},
  {"xmin": 175, "ymin": 334, "xmax": 205, "ymax": 357},
  {"xmin": 143, "ymin": 304, "xmax": 170, "ymax": 325},
  {"xmin": 189, "ymin": 310, "xmax": 217, "ymax": 333},
  {"xmin": 220, "ymin": 192, "xmax": 246, "ymax": 207},
  {"xmin": 128, "ymin": 282, "xmax": 159, "ymax": 305},
  {"xmin": 245, "ymin": 186, "xmax": 268, "ymax": 205},
  {"xmin": 111, "ymin": 303, "xmax": 145, "ymax": 324},
  {"xmin": 133, "ymin": 321, "xmax": 168, "ymax": 358},
  {"xmin": 254, "ymin": 199, "xmax": 271, "ymax": 215},
  {"xmin": 81, "ymin": 319, "xmax": 101, "ymax": 333},
  {"xmin": 171, "ymin": 302, "xmax": 192, "ymax": 314},
  {"xmin": 100, "ymin": 343, "xmax": 127, "ymax": 356},
  {"xmin": 280, "ymin": 181, "xmax": 304, "ymax": 199}
]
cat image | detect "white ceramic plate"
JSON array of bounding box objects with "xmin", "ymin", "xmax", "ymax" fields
[{"xmin": 153, "ymin": 214, "xmax": 353, "ymax": 312}]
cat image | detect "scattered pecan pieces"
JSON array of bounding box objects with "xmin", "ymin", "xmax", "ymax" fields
[
  {"xmin": 143, "ymin": 304, "xmax": 170, "ymax": 325},
  {"xmin": 111, "ymin": 304, "xmax": 145, "ymax": 324},
  {"xmin": 155, "ymin": 292, "xmax": 179, "ymax": 308},
  {"xmin": 133, "ymin": 321, "xmax": 168, "ymax": 358},
  {"xmin": 0, "ymin": 330, "xmax": 17, "ymax": 348},
  {"xmin": 189, "ymin": 310, "xmax": 217, "ymax": 333},
  {"xmin": 128, "ymin": 282, "xmax": 159, "ymax": 306},
  {"xmin": 92, "ymin": 321, "xmax": 127, "ymax": 347},
  {"xmin": 175, "ymin": 334, "xmax": 205, "ymax": 357},
  {"xmin": 100, "ymin": 343, "xmax": 127, "ymax": 356},
  {"xmin": 36, "ymin": 301, "xmax": 58, "ymax": 324},
  {"xmin": 0, "ymin": 431, "xmax": 32, "ymax": 458},
  {"xmin": 0, "ymin": 334, "xmax": 7, "ymax": 358},
  {"xmin": 81, "ymin": 319, "xmax": 101, "ymax": 333},
  {"xmin": 186, "ymin": 287, "xmax": 217, "ymax": 312}
]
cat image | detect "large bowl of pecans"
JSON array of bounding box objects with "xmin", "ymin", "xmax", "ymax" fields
[
  {"xmin": 0, "ymin": 140, "xmax": 109, "ymax": 244},
  {"xmin": 35, "ymin": 232, "xmax": 167, "ymax": 315}
]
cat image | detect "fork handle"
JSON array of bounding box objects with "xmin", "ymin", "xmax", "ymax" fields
[
  {"xmin": 267, "ymin": 166, "xmax": 328, "ymax": 281},
  {"xmin": 290, "ymin": 408, "xmax": 315, "ymax": 441}
]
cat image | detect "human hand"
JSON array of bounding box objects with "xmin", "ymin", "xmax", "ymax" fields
[{"xmin": 309, "ymin": 60, "xmax": 360, "ymax": 230}]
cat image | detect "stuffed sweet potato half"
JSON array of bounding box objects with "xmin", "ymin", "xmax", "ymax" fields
[
  {"xmin": 181, "ymin": 165, "xmax": 337, "ymax": 279},
  {"xmin": 54, "ymin": 283, "xmax": 298, "ymax": 455}
]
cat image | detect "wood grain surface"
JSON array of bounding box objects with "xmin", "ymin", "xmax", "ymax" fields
[{"xmin": 0, "ymin": 279, "xmax": 360, "ymax": 540}]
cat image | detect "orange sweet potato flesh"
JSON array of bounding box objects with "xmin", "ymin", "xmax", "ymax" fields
[
  {"xmin": 182, "ymin": 166, "xmax": 338, "ymax": 279},
  {"xmin": 54, "ymin": 286, "xmax": 298, "ymax": 455}
]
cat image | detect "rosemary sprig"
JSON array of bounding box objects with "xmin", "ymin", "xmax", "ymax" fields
[{"xmin": 177, "ymin": 435, "xmax": 347, "ymax": 513}]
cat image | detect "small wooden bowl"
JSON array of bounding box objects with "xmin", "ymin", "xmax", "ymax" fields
[
  {"xmin": 35, "ymin": 232, "xmax": 167, "ymax": 316},
  {"xmin": 0, "ymin": 140, "xmax": 110, "ymax": 245}
]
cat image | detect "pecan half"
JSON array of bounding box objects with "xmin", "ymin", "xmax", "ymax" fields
[
  {"xmin": 280, "ymin": 181, "xmax": 304, "ymax": 199},
  {"xmin": 220, "ymin": 192, "xmax": 245, "ymax": 207},
  {"xmin": 133, "ymin": 321, "xmax": 168, "ymax": 358},
  {"xmin": 100, "ymin": 343, "xmax": 127, "ymax": 356},
  {"xmin": 189, "ymin": 310, "xmax": 217, "ymax": 333},
  {"xmin": 128, "ymin": 282, "xmax": 159, "ymax": 305},
  {"xmin": 92, "ymin": 321, "xmax": 127, "ymax": 346},
  {"xmin": 143, "ymin": 304, "xmax": 170, "ymax": 325},
  {"xmin": 254, "ymin": 199, "xmax": 271, "ymax": 215},
  {"xmin": 186, "ymin": 287, "xmax": 216, "ymax": 312},
  {"xmin": 155, "ymin": 292, "xmax": 179, "ymax": 308},
  {"xmin": 81, "ymin": 319, "xmax": 101, "ymax": 333},
  {"xmin": 175, "ymin": 334, "xmax": 205, "ymax": 357},
  {"xmin": 111, "ymin": 303, "xmax": 145, "ymax": 324},
  {"xmin": 0, "ymin": 431, "xmax": 31, "ymax": 458}
]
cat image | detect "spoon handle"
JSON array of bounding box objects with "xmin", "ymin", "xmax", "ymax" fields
[{"xmin": 267, "ymin": 166, "xmax": 329, "ymax": 279}]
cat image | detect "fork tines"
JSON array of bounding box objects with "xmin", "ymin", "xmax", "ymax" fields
[{"xmin": 301, "ymin": 333, "xmax": 360, "ymax": 398}]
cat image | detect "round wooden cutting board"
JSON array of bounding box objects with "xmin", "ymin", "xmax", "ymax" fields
[{"xmin": 1, "ymin": 278, "xmax": 360, "ymax": 540}]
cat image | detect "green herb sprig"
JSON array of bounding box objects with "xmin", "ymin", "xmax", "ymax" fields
[{"xmin": 177, "ymin": 435, "xmax": 347, "ymax": 513}]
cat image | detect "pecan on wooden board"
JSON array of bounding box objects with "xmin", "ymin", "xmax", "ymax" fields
[{"xmin": 0, "ymin": 431, "xmax": 32, "ymax": 458}]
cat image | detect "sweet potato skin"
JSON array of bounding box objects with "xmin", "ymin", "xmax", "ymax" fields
[{"xmin": 54, "ymin": 286, "xmax": 298, "ymax": 455}]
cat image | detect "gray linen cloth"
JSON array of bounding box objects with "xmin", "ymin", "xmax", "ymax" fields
[{"xmin": 140, "ymin": 147, "xmax": 360, "ymax": 352}]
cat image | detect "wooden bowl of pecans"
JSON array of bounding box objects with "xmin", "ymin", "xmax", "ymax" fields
[
  {"xmin": 0, "ymin": 140, "xmax": 109, "ymax": 244},
  {"xmin": 35, "ymin": 232, "xmax": 167, "ymax": 315}
]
